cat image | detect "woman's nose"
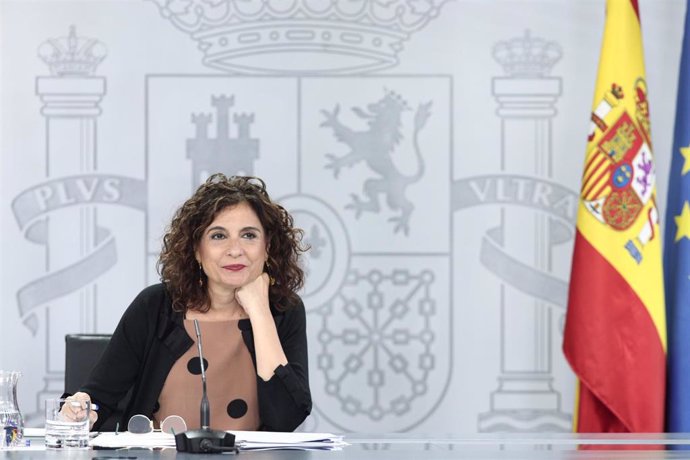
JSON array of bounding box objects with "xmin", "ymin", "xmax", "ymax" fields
[{"xmin": 226, "ymin": 239, "xmax": 242, "ymax": 256}]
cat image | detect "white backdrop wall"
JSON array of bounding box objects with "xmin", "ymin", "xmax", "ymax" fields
[{"xmin": 0, "ymin": 0, "xmax": 684, "ymax": 433}]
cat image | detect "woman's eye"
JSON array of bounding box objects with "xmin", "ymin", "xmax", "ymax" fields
[
  {"xmin": 210, "ymin": 233, "xmax": 226, "ymax": 240},
  {"xmin": 242, "ymin": 232, "xmax": 257, "ymax": 239}
]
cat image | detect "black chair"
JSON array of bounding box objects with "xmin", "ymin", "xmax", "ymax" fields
[{"xmin": 64, "ymin": 334, "xmax": 129, "ymax": 431}]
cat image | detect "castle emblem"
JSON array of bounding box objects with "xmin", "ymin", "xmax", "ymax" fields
[
  {"xmin": 321, "ymin": 90, "xmax": 432, "ymax": 235},
  {"xmin": 187, "ymin": 95, "xmax": 259, "ymax": 188}
]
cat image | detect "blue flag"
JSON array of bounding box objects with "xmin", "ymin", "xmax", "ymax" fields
[{"xmin": 665, "ymin": 0, "xmax": 690, "ymax": 433}]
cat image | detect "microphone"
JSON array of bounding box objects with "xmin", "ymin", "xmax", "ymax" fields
[
  {"xmin": 174, "ymin": 319, "xmax": 237, "ymax": 454},
  {"xmin": 195, "ymin": 319, "xmax": 210, "ymax": 430}
]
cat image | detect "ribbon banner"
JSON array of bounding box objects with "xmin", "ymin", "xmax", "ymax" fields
[{"xmin": 11, "ymin": 174, "xmax": 147, "ymax": 333}]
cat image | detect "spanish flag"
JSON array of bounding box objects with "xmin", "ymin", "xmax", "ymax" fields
[{"xmin": 562, "ymin": 0, "xmax": 666, "ymax": 433}]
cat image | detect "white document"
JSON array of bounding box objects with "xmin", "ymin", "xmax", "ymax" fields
[
  {"xmin": 90, "ymin": 430, "xmax": 347, "ymax": 451},
  {"xmin": 233, "ymin": 431, "xmax": 347, "ymax": 451},
  {"xmin": 90, "ymin": 431, "xmax": 175, "ymax": 449}
]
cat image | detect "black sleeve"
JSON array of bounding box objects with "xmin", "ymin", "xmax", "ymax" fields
[
  {"xmin": 80, "ymin": 286, "xmax": 157, "ymax": 430},
  {"xmin": 257, "ymin": 298, "xmax": 312, "ymax": 431}
]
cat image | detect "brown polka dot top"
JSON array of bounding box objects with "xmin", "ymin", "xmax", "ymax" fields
[{"xmin": 154, "ymin": 319, "xmax": 260, "ymax": 431}]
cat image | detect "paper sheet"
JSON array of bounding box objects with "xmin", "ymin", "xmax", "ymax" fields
[
  {"xmin": 90, "ymin": 430, "xmax": 347, "ymax": 451},
  {"xmin": 90, "ymin": 431, "xmax": 175, "ymax": 449}
]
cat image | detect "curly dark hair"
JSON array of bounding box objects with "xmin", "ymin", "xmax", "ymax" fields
[{"xmin": 157, "ymin": 174, "xmax": 308, "ymax": 312}]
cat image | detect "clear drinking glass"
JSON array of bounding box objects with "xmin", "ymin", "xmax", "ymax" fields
[
  {"xmin": 44, "ymin": 398, "xmax": 90, "ymax": 449},
  {"xmin": 0, "ymin": 371, "xmax": 23, "ymax": 449}
]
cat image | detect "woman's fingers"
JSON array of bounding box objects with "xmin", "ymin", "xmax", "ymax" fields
[{"xmin": 61, "ymin": 392, "xmax": 98, "ymax": 424}]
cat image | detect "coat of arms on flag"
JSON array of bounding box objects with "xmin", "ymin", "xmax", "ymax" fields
[{"xmin": 582, "ymin": 79, "xmax": 658, "ymax": 262}]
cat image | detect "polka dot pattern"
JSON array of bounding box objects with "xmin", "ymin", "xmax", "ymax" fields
[
  {"xmin": 157, "ymin": 320, "xmax": 259, "ymax": 430},
  {"xmin": 227, "ymin": 399, "xmax": 248, "ymax": 419},
  {"xmin": 186, "ymin": 357, "xmax": 208, "ymax": 375}
]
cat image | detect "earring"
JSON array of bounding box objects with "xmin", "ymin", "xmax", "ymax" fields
[
  {"xmin": 198, "ymin": 262, "xmax": 204, "ymax": 287},
  {"xmin": 265, "ymin": 260, "xmax": 276, "ymax": 286}
]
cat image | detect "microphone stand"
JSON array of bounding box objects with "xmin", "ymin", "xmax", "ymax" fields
[{"xmin": 175, "ymin": 320, "xmax": 237, "ymax": 454}]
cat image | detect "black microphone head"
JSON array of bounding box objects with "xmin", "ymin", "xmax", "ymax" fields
[{"xmin": 174, "ymin": 429, "xmax": 235, "ymax": 453}]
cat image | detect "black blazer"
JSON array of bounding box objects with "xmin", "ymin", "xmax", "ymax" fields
[{"xmin": 81, "ymin": 283, "xmax": 311, "ymax": 432}]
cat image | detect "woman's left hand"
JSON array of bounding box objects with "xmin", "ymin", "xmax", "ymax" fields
[{"xmin": 235, "ymin": 272, "xmax": 271, "ymax": 318}]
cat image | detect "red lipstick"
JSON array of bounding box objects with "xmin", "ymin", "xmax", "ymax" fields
[{"xmin": 224, "ymin": 264, "xmax": 246, "ymax": 271}]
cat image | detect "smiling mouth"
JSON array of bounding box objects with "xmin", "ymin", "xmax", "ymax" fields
[{"xmin": 224, "ymin": 265, "xmax": 246, "ymax": 271}]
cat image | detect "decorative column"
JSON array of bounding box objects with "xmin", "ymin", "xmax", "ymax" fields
[
  {"xmin": 479, "ymin": 31, "xmax": 571, "ymax": 432},
  {"xmin": 33, "ymin": 26, "xmax": 107, "ymax": 410}
]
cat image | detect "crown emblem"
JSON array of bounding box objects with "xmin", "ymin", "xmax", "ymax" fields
[
  {"xmin": 149, "ymin": 0, "xmax": 450, "ymax": 74},
  {"xmin": 38, "ymin": 26, "xmax": 107, "ymax": 76},
  {"xmin": 493, "ymin": 30, "xmax": 561, "ymax": 77}
]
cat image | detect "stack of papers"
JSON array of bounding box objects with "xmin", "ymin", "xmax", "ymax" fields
[
  {"xmin": 90, "ymin": 430, "xmax": 347, "ymax": 451},
  {"xmin": 234, "ymin": 430, "xmax": 346, "ymax": 451}
]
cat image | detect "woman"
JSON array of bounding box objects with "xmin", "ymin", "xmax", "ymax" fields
[{"xmin": 64, "ymin": 174, "xmax": 311, "ymax": 432}]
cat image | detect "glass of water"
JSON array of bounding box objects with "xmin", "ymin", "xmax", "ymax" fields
[
  {"xmin": 0, "ymin": 371, "xmax": 23, "ymax": 449},
  {"xmin": 44, "ymin": 398, "xmax": 90, "ymax": 449}
]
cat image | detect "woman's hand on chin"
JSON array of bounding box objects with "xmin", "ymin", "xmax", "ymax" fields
[{"xmin": 235, "ymin": 272, "xmax": 271, "ymax": 318}]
